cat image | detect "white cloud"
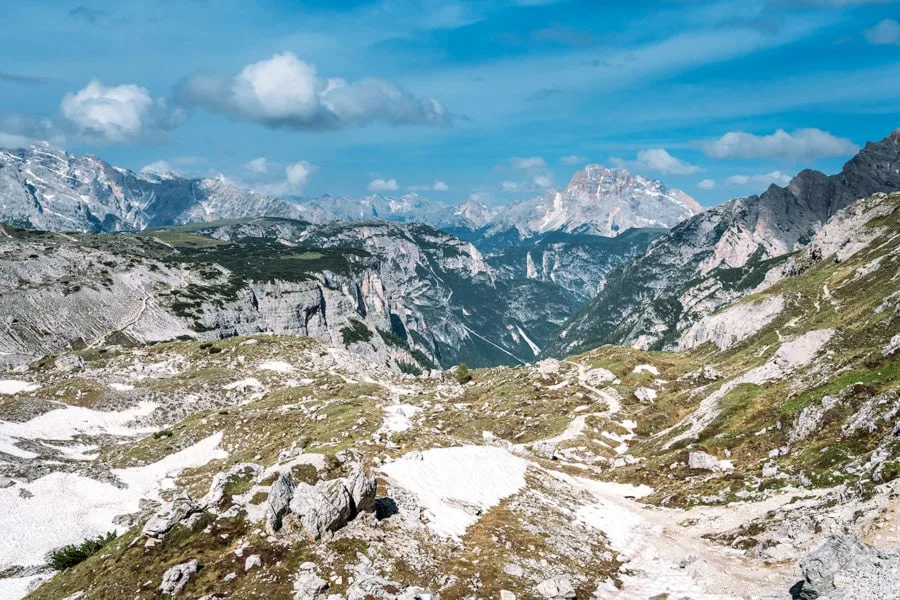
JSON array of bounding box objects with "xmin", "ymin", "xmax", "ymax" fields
[
  {"xmin": 726, "ymin": 171, "xmax": 793, "ymax": 188},
  {"xmin": 60, "ymin": 79, "xmax": 184, "ymax": 143},
  {"xmin": 501, "ymin": 181, "xmax": 519, "ymax": 192},
  {"xmin": 532, "ymin": 174, "xmax": 553, "ymax": 189},
  {"xmin": 610, "ymin": 148, "xmax": 700, "ymax": 175},
  {"xmin": 700, "ymin": 128, "xmax": 858, "ymax": 160},
  {"xmin": 510, "ymin": 156, "xmax": 546, "ymax": 169},
  {"xmin": 368, "ymin": 178, "xmax": 399, "ymax": 192},
  {"xmin": 244, "ymin": 157, "xmax": 270, "ymax": 174},
  {"xmin": 180, "ymin": 52, "xmax": 448, "ymax": 130},
  {"xmin": 141, "ymin": 160, "xmax": 176, "ymax": 176},
  {"xmin": 407, "ymin": 181, "xmax": 450, "ymax": 192},
  {"xmin": 697, "ymin": 179, "xmax": 716, "ymax": 190},
  {"xmin": 560, "ymin": 154, "xmax": 588, "ymax": 165},
  {"xmin": 866, "ymin": 19, "xmax": 900, "ymax": 45},
  {"xmin": 285, "ymin": 161, "xmax": 316, "ymax": 189}
]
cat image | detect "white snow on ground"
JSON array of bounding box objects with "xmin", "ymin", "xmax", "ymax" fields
[
  {"xmin": 632, "ymin": 364, "xmax": 659, "ymax": 376},
  {"xmin": 0, "ymin": 432, "xmax": 227, "ymax": 571},
  {"xmin": 381, "ymin": 445, "xmax": 528, "ymax": 538},
  {"xmin": 108, "ymin": 383, "xmax": 134, "ymax": 392},
  {"xmin": 0, "ymin": 380, "xmax": 40, "ymax": 395},
  {"xmin": 223, "ymin": 378, "xmax": 264, "ymax": 391},
  {"xmin": 0, "ymin": 401, "xmax": 157, "ymax": 443},
  {"xmin": 0, "ymin": 574, "xmax": 48, "ymax": 600},
  {"xmin": 515, "ymin": 325, "xmax": 541, "ymax": 357},
  {"xmin": 380, "ymin": 404, "xmax": 421, "ymax": 435},
  {"xmin": 257, "ymin": 360, "xmax": 294, "ymax": 373}
]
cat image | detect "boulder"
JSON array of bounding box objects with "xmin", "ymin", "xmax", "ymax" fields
[
  {"xmin": 245, "ymin": 554, "xmax": 262, "ymax": 571},
  {"xmin": 345, "ymin": 466, "xmax": 377, "ymax": 514},
  {"xmin": 500, "ymin": 591, "xmax": 517, "ymax": 600},
  {"xmin": 536, "ymin": 576, "xmax": 576, "ymax": 600},
  {"xmin": 293, "ymin": 563, "xmax": 328, "ymax": 600},
  {"xmin": 687, "ymin": 451, "xmax": 733, "ymax": 472},
  {"xmin": 266, "ymin": 471, "xmax": 296, "ymax": 533},
  {"xmin": 143, "ymin": 494, "xmax": 199, "ymax": 538},
  {"xmin": 634, "ymin": 387, "xmax": 657, "ymax": 403},
  {"xmin": 291, "ymin": 479, "xmax": 354, "ymax": 541},
  {"xmin": 159, "ymin": 559, "xmax": 198, "ymax": 596},
  {"xmin": 54, "ymin": 354, "xmax": 85, "ymax": 372},
  {"xmin": 202, "ymin": 463, "xmax": 263, "ymax": 509}
]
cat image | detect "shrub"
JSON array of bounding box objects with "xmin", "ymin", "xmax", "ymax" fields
[
  {"xmin": 341, "ymin": 319, "xmax": 373, "ymax": 345},
  {"xmin": 455, "ymin": 362, "xmax": 472, "ymax": 384},
  {"xmin": 49, "ymin": 531, "xmax": 116, "ymax": 570},
  {"xmin": 398, "ymin": 361, "xmax": 423, "ymax": 376},
  {"xmin": 153, "ymin": 429, "xmax": 174, "ymax": 439}
]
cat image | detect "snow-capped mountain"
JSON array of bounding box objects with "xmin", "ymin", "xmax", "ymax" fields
[
  {"xmin": 0, "ymin": 144, "xmax": 698, "ymax": 243},
  {"xmin": 550, "ymin": 129, "xmax": 900, "ymax": 356},
  {"xmin": 486, "ymin": 165, "xmax": 702, "ymax": 238},
  {"xmin": 0, "ymin": 144, "xmax": 302, "ymax": 232}
]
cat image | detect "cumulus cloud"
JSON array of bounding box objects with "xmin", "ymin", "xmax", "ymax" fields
[
  {"xmin": 0, "ymin": 114, "xmax": 65, "ymax": 149},
  {"xmin": 697, "ymin": 179, "xmax": 717, "ymax": 190},
  {"xmin": 60, "ymin": 79, "xmax": 184, "ymax": 143},
  {"xmin": 700, "ymin": 128, "xmax": 858, "ymax": 160},
  {"xmin": 611, "ymin": 148, "xmax": 700, "ymax": 175},
  {"xmin": 244, "ymin": 157, "xmax": 270, "ymax": 174},
  {"xmin": 560, "ymin": 154, "xmax": 588, "ymax": 165},
  {"xmin": 501, "ymin": 181, "xmax": 520, "ymax": 192},
  {"xmin": 179, "ymin": 52, "xmax": 449, "ymax": 131},
  {"xmin": 726, "ymin": 171, "xmax": 793, "ymax": 188},
  {"xmin": 408, "ymin": 181, "xmax": 450, "ymax": 192},
  {"xmin": 141, "ymin": 160, "xmax": 176, "ymax": 176},
  {"xmin": 510, "ymin": 156, "xmax": 547, "ymax": 169},
  {"xmin": 368, "ymin": 178, "xmax": 399, "ymax": 192},
  {"xmin": 866, "ymin": 19, "xmax": 900, "ymax": 45}
]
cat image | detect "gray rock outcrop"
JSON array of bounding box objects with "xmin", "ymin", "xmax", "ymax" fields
[
  {"xmin": 159, "ymin": 559, "xmax": 199, "ymax": 596},
  {"xmin": 536, "ymin": 575, "xmax": 576, "ymax": 600},
  {"xmin": 790, "ymin": 536, "xmax": 900, "ymax": 599}
]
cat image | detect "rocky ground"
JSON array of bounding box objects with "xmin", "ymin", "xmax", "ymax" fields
[{"xmin": 0, "ymin": 193, "xmax": 897, "ymax": 599}]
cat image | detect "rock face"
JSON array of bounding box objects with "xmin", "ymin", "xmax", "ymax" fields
[
  {"xmin": 266, "ymin": 472, "xmax": 296, "ymax": 533},
  {"xmin": 159, "ymin": 559, "xmax": 198, "ymax": 596},
  {"xmin": 790, "ymin": 536, "xmax": 900, "ymax": 599},
  {"xmin": 552, "ymin": 131, "xmax": 900, "ymax": 355},
  {"xmin": 0, "ymin": 219, "xmax": 576, "ymax": 369}
]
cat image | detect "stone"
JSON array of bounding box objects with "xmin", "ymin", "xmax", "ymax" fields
[
  {"xmin": 266, "ymin": 471, "xmax": 296, "ymax": 533},
  {"xmin": 634, "ymin": 387, "xmax": 657, "ymax": 402},
  {"xmin": 293, "ymin": 562, "xmax": 329, "ymax": 600},
  {"xmin": 143, "ymin": 494, "xmax": 199, "ymax": 538},
  {"xmin": 500, "ymin": 590, "xmax": 517, "ymax": 600},
  {"xmin": 202, "ymin": 463, "xmax": 263, "ymax": 509},
  {"xmin": 54, "ymin": 354, "xmax": 85, "ymax": 372},
  {"xmin": 536, "ymin": 576, "xmax": 576, "ymax": 600},
  {"xmin": 245, "ymin": 554, "xmax": 262, "ymax": 571},
  {"xmin": 159, "ymin": 559, "xmax": 198, "ymax": 596},
  {"xmin": 290, "ymin": 478, "xmax": 354, "ymax": 541},
  {"xmin": 345, "ymin": 465, "xmax": 377, "ymax": 514},
  {"xmin": 687, "ymin": 451, "xmax": 733, "ymax": 472}
]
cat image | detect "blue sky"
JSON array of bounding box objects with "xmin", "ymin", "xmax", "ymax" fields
[{"xmin": 2, "ymin": 0, "xmax": 900, "ymax": 207}]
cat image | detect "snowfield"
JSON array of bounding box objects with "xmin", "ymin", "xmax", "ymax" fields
[
  {"xmin": 381, "ymin": 445, "xmax": 528, "ymax": 537},
  {"xmin": 0, "ymin": 432, "xmax": 227, "ymax": 570}
]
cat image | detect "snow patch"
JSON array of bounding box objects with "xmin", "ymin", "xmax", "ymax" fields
[
  {"xmin": 380, "ymin": 404, "xmax": 421, "ymax": 435},
  {"xmin": 0, "ymin": 380, "xmax": 40, "ymax": 395},
  {"xmin": 108, "ymin": 383, "xmax": 134, "ymax": 392},
  {"xmin": 0, "ymin": 433, "xmax": 227, "ymax": 571},
  {"xmin": 381, "ymin": 445, "xmax": 528, "ymax": 538},
  {"xmin": 632, "ymin": 364, "xmax": 659, "ymax": 376},
  {"xmin": 257, "ymin": 361, "xmax": 294, "ymax": 373}
]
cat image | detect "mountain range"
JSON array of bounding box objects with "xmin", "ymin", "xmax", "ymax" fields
[{"xmin": 0, "ymin": 144, "xmax": 699, "ymax": 244}]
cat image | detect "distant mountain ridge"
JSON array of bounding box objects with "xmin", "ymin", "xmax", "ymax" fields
[{"xmin": 0, "ymin": 144, "xmax": 700, "ymax": 245}]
